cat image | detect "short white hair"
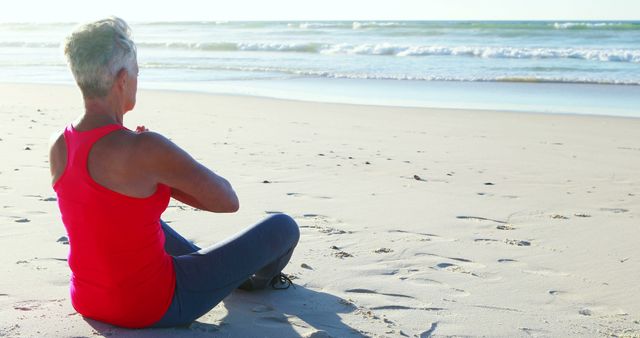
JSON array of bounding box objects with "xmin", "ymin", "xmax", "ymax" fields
[{"xmin": 63, "ymin": 17, "xmax": 137, "ymax": 98}]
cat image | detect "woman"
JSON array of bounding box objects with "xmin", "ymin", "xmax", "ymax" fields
[{"xmin": 49, "ymin": 17, "xmax": 300, "ymax": 329}]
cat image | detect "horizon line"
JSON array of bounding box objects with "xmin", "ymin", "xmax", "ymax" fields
[{"xmin": 1, "ymin": 19, "xmax": 639, "ymax": 24}]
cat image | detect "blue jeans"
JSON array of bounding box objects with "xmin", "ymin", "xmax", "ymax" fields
[{"xmin": 150, "ymin": 213, "xmax": 300, "ymax": 328}]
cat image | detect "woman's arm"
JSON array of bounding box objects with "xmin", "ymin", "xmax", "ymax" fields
[
  {"xmin": 134, "ymin": 131, "xmax": 239, "ymax": 213},
  {"xmin": 170, "ymin": 187, "xmax": 208, "ymax": 210}
]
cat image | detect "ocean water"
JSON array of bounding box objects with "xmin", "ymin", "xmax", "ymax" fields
[{"xmin": 1, "ymin": 21, "xmax": 639, "ymax": 117}]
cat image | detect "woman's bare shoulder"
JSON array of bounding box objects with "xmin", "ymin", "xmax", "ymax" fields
[{"xmin": 49, "ymin": 129, "xmax": 67, "ymax": 184}]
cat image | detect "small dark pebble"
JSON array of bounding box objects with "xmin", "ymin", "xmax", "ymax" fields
[
  {"xmin": 365, "ymin": 161, "xmax": 371, "ymax": 165},
  {"xmin": 318, "ymin": 153, "xmax": 325, "ymax": 156},
  {"xmin": 330, "ymin": 245, "xmax": 340, "ymax": 250},
  {"xmin": 15, "ymin": 218, "xmax": 30, "ymax": 223},
  {"xmin": 262, "ymin": 180, "xmax": 271, "ymax": 184},
  {"xmin": 484, "ymin": 182, "xmax": 495, "ymax": 186},
  {"xmin": 24, "ymin": 146, "xmax": 31, "ymax": 151},
  {"xmin": 413, "ymin": 175, "xmax": 423, "ymax": 181},
  {"xmin": 57, "ymin": 236, "xmax": 69, "ymax": 245}
]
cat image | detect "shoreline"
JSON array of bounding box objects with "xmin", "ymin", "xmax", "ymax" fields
[{"xmin": 3, "ymin": 81, "xmax": 640, "ymax": 121}]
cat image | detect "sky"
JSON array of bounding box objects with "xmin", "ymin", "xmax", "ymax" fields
[{"xmin": 0, "ymin": 0, "xmax": 638, "ymax": 22}]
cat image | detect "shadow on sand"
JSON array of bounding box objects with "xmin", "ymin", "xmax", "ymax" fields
[{"xmin": 85, "ymin": 285, "xmax": 365, "ymax": 337}]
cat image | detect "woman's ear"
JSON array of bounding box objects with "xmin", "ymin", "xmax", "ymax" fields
[{"xmin": 116, "ymin": 68, "xmax": 128, "ymax": 89}]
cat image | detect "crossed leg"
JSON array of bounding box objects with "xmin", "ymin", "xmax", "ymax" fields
[{"xmin": 152, "ymin": 213, "xmax": 300, "ymax": 328}]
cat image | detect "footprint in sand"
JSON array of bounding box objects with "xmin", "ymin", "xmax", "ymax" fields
[
  {"xmin": 400, "ymin": 275, "xmax": 444, "ymax": 285},
  {"xmin": 13, "ymin": 300, "xmax": 43, "ymax": 311},
  {"xmin": 474, "ymin": 238, "xmax": 531, "ymax": 247},
  {"xmin": 432, "ymin": 262, "xmax": 477, "ymax": 276},
  {"xmin": 254, "ymin": 315, "xmax": 307, "ymax": 330},
  {"xmin": 522, "ymin": 269, "xmax": 569, "ymax": 277},
  {"xmin": 415, "ymin": 252, "xmax": 483, "ymax": 268},
  {"xmin": 387, "ymin": 229, "xmax": 451, "ymax": 243},
  {"xmin": 431, "ymin": 262, "xmax": 501, "ymax": 282},
  {"xmin": 474, "ymin": 238, "xmax": 500, "ymax": 243},
  {"xmin": 12, "ymin": 298, "xmax": 65, "ymax": 312},
  {"xmin": 578, "ymin": 308, "xmax": 593, "ymax": 316},
  {"xmin": 600, "ymin": 208, "xmax": 629, "ymax": 214},
  {"xmin": 0, "ymin": 324, "xmax": 21, "ymax": 337},
  {"xmin": 15, "ymin": 257, "xmax": 67, "ymax": 271},
  {"xmin": 370, "ymin": 305, "xmax": 445, "ymax": 311},
  {"xmin": 497, "ymin": 258, "xmax": 529, "ymax": 268},
  {"xmin": 504, "ymin": 239, "xmax": 532, "ymax": 246},
  {"xmin": 498, "ymin": 258, "xmax": 521, "ymax": 264},
  {"xmin": 333, "ymin": 251, "xmax": 353, "ymax": 259},
  {"xmin": 302, "ymin": 213, "xmax": 324, "ymax": 218},
  {"xmin": 402, "ymin": 272, "xmax": 472, "ymax": 297},
  {"xmin": 345, "ymin": 288, "xmax": 414, "ymax": 299},
  {"xmin": 297, "ymin": 214, "xmax": 351, "ymax": 235},
  {"xmin": 476, "ymin": 192, "xmax": 494, "ymax": 196},
  {"xmin": 496, "ymin": 224, "xmax": 516, "ymax": 230},
  {"xmin": 456, "ymin": 215, "xmax": 508, "ymax": 224},
  {"xmin": 286, "ymin": 192, "xmax": 332, "ymax": 200}
]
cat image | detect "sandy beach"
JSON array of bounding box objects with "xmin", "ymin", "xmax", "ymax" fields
[{"xmin": 0, "ymin": 83, "xmax": 638, "ymax": 337}]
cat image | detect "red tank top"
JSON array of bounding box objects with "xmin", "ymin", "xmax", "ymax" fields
[{"xmin": 53, "ymin": 124, "xmax": 175, "ymax": 328}]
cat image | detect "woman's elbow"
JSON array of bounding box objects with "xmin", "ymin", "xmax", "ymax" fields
[
  {"xmin": 226, "ymin": 196, "xmax": 240, "ymax": 213},
  {"xmin": 215, "ymin": 193, "xmax": 239, "ymax": 213}
]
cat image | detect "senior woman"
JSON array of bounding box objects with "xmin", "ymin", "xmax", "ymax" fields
[{"xmin": 49, "ymin": 17, "xmax": 300, "ymax": 329}]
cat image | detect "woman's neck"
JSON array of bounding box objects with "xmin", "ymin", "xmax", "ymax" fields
[{"xmin": 76, "ymin": 97, "xmax": 125, "ymax": 130}]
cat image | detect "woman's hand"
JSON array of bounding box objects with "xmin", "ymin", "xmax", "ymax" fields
[{"xmin": 135, "ymin": 125, "xmax": 149, "ymax": 133}]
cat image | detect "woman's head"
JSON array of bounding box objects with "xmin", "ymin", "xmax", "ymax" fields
[{"xmin": 63, "ymin": 17, "xmax": 137, "ymax": 99}]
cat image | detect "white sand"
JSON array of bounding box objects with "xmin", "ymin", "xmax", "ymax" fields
[{"xmin": 0, "ymin": 83, "xmax": 639, "ymax": 337}]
